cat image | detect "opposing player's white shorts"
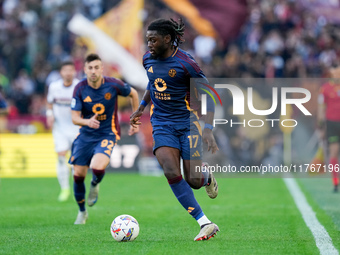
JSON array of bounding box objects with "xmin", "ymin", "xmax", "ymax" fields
[{"xmin": 53, "ymin": 128, "xmax": 79, "ymax": 153}]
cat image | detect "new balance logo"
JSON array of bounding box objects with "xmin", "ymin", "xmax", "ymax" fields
[
  {"xmin": 192, "ymin": 151, "xmax": 200, "ymax": 157},
  {"xmin": 187, "ymin": 207, "xmax": 195, "ymax": 213},
  {"xmin": 84, "ymin": 96, "xmax": 92, "ymax": 102},
  {"xmin": 148, "ymin": 66, "xmax": 153, "ymax": 73}
]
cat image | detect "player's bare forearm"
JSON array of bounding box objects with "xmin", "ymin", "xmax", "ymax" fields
[
  {"xmin": 130, "ymin": 90, "xmax": 150, "ymax": 127},
  {"xmin": 71, "ymin": 110, "xmax": 100, "ymax": 129},
  {"xmin": 317, "ymin": 103, "xmax": 326, "ymax": 129},
  {"xmin": 129, "ymin": 88, "xmax": 139, "ymax": 113},
  {"xmin": 203, "ymin": 111, "xmax": 219, "ymax": 154},
  {"xmin": 128, "ymin": 88, "xmax": 140, "ymax": 135}
]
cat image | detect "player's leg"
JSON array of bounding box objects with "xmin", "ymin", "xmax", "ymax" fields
[
  {"xmin": 68, "ymin": 134, "xmax": 93, "ymax": 224},
  {"xmin": 184, "ymin": 121, "xmax": 218, "ymax": 198},
  {"xmin": 56, "ymin": 150, "xmax": 71, "ymax": 201},
  {"xmin": 155, "ymin": 146, "xmax": 217, "ymax": 240},
  {"xmin": 329, "ymin": 142, "xmax": 339, "ymax": 192},
  {"xmin": 326, "ymin": 121, "xmax": 340, "ymax": 192},
  {"xmin": 182, "ymin": 160, "xmax": 219, "ymax": 240},
  {"xmin": 73, "ymin": 164, "xmax": 88, "ymax": 224},
  {"xmin": 53, "ymin": 130, "xmax": 71, "ymax": 201},
  {"xmin": 87, "ymin": 137, "xmax": 114, "ymax": 206},
  {"xmin": 87, "ymin": 153, "xmax": 111, "ymax": 206},
  {"xmin": 156, "ymin": 146, "xmax": 204, "ymax": 218}
]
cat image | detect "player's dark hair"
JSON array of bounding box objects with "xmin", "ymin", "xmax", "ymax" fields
[
  {"xmin": 60, "ymin": 61, "xmax": 74, "ymax": 69},
  {"xmin": 85, "ymin": 53, "xmax": 102, "ymax": 63},
  {"xmin": 147, "ymin": 18, "xmax": 185, "ymax": 46}
]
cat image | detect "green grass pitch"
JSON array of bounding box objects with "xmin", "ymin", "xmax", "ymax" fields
[{"xmin": 0, "ymin": 174, "xmax": 339, "ymax": 254}]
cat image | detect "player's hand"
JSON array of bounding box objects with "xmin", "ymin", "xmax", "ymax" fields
[
  {"xmin": 128, "ymin": 125, "xmax": 139, "ymax": 136},
  {"xmin": 46, "ymin": 115, "xmax": 54, "ymax": 129},
  {"xmin": 88, "ymin": 113, "xmax": 100, "ymax": 129},
  {"xmin": 203, "ymin": 128, "xmax": 219, "ymax": 154},
  {"xmin": 130, "ymin": 109, "xmax": 143, "ymax": 128}
]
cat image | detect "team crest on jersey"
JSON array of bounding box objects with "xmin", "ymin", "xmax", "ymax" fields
[
  {"xmin": 105, "ymin": 92, "xmax": 112, "ymax": 100},
  {"xmin": 168, "ymin": 69, "xmax": 176, "ymax": 77}
]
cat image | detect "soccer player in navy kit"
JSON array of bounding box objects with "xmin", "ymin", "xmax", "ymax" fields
[
  {"xmin": 130, "ymin": 19, "xmax": 219, "ymax": 241},
  {"xmin": 69, "ymin": 54, "xmax": 139, "ymax": 224}
]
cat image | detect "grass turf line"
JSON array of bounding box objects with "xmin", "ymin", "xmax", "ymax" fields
[{"xmin": 0, "ymin": 174, "xmax": 322, "ymax": 255}]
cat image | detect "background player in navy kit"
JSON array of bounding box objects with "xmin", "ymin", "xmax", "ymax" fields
[
  {"xmin": 130, "ymin": 19, "xmax": 219, "ymax": 241},
  {"xmin": 70, "ymin": 53, "xmax": 139, "ymax": 224},
  {"xmin": 0, "ymin": 89, "xmax": 8, "ymax": 115}
]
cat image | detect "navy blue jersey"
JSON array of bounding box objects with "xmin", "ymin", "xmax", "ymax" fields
[
  {"xmin": 0, "ymin": 92, "xmax": 7, "ymax": 109},
  {"xmin": 71, "ymin": 77, "xmax": 131, "ymax": 140},
  {"xmin": 143, "ymin": 48, "xmax": 205, "ymax": 125}
]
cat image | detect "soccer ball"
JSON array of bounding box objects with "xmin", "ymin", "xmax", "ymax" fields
[{"xmin": 110, "ymin": 214, "xmax": 139, "ymax": 242}]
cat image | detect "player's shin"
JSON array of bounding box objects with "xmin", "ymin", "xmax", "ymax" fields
[
  {"xmin": 73, "ymin": 175, "xmax": 86, "ymax": 211},
  {"xmin": 57, "ymin": 155, "xmax": 70, "ymax": 189},
  {"xmin": 330, "ymin": 158, "xmax": 339, "ymax": 189},
  {"xmin": 168, "ymin": 175, "xmax": 210, "ymax": 226}
]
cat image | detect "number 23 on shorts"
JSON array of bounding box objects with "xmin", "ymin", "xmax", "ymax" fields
[{"xmin": 101, "ymin": 139, "xmax": 114, "ymax": 155}]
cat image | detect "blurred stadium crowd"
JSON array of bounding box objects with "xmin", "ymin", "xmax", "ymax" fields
[
  {"xmin": 0, "ymin": 0, "xmax": 339, "ymax": 168},
  {"xmin": 1, "ymin": 0, "xmax": 339, "ymax": 117}
]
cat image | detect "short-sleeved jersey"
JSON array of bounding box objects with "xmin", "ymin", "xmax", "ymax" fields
[
  {"xmin": 47, "ymin": 78, "xmax": 79, "ymax": 132},
  {"xmin": 71, "ymin": 76, "xmax": 131, "ymax": 140},
  {"xmin": 0, "ymin": 92, "xmax": 7, "ymax": 109},
  {"xmin": 143, "ymin": 48, "xmax": 205, "ymax": 125},
  {"xmin": 319, "ymin": 82, "xmax": 340, "ymax": 122}
]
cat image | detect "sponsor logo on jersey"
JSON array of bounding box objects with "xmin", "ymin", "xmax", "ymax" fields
[
  {"xmin": 92, "ymin": 103, "xmax": 105, "ymax": 115},
  {"xmin": 148, "ymin": 66, "xmax": 153, "ymax": 73},
  {"xmin": 84, "ymin": 96, "xmax": 92, "ymax": 102},
  {"xmin": 154, "ymin": 78, "xmax": 167, "ymax": 92}
]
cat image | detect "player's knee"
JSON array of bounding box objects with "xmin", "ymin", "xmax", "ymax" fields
[
  {"xmin": 163, "ymin": 169, "xmax": 179, "ymax": 181},
  {"xmin": 73, "ymin": 175, "xmax": 85, "ymax": 184},
  {"xmin": 185, "ymin": 176, "xmax": 202, "ymax": 190}
]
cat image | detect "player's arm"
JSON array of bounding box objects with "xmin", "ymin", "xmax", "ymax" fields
[
  {"xmin": 127, "ymin": 87, "xmax": 140, "ymax": 135},
  {"xmin": 71, "ymin": 110, "xmax": 99, "ymax": 129},
  {"xmin": 130, "ymin": 89, "xmax": 151, "ymax": 128},
  {"xmin": 317, "ymin": 90, "xmax": 326, "ymax": 140},
  {"xmin": 46, "ymin": 103, "xmax": 54, "ymax": 129},
  {"xmin": 317, "ymin": 93, "xmax": 326, "ymax": 129}
]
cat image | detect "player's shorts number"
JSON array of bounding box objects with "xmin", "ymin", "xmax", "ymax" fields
[
  {"xmin": 101, "ymin": 139, "xmax": 114, "ymax": 155},
  {"xmin": 188, "ymin": 135, "xmax": 199, "ymax": 149}
]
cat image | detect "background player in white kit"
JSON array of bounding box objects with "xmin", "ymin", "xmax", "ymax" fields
[{"xmin": 46, "ymin": 61, "xmax": 80, "ymax": 201}]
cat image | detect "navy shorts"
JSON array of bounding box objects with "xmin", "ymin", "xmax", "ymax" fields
[
  {"xmin": 69, "ymin": 133, "xmax": 116, "ymax": 166},
  {"xmin": 152, "ymin": 120, "xmax": 202, "ymax": 160},
  {"xmin": 327, "ymin": 120, "xmax": 340, "ymax": 144}
]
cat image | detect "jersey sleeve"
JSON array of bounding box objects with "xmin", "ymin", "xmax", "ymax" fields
[
  {"xmin": 181, "ymin": 53, "xmax": 206, "ymax": 79},
  {"xmin": 46, "ymin": 83, "xmax": 54, "ymax": 104},
  {"xmin": 114, "ymin": 80, "xmax": 131, "ymax": 97},
  {"xmin": 146, "ymin": 81, "xmax": 151, "ymax": 90},
  {"xmin": 179, "ymin": 55, "xmax": 215, "ymax": 112},
  {"xmin": 71, "ymin": 85, "xmax": 83, "ymax": 111}
]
